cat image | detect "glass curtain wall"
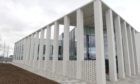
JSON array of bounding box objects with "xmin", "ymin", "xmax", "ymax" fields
[
  {"xmin": 54, "ymin": 26, "xmax": 108, "ymax": 60},
  {"xmin": 84, "ymin": 26, "xmax": 107, "ymax": 60},
  {"xmin": 50, "ymin": 25, "xmax": 54, "ymax": 60},
  {"xmin": 84, "ymin": 26, "xmax": 96, "ymax": 60},
  {"xmin": 58, "ymin": 25, "xmax": 64, "ymax": 60},
  {"xmin": 69, "ymin": 27, "xmax": 77, "ymax": 60}
]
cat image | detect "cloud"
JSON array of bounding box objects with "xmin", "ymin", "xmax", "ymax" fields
[
  {"xmin": 0, "ymin": 0, "xmax": 140, "ymax": 55},
  {"xmin": 103, "ymin": 0, "xmax": 140, "ymax": 31}
]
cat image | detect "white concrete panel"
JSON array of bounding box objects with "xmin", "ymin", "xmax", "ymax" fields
[
  {"xmin": 135, "ymin": 32, "xmax": 140, "ymax": 74},
  {"xmin": 94, "ymin": 0, "xmax": 106, "ymax": 84},
  {"xmin": 63, "ymin": 16, "xmax": 70, "ymax": 76},
  {"xmin": 44, "ymin": 26, "xmax": 51, "ymax": 71},
  {"xmin": 105, "ymin": 9, "xmax": 117, "ymax": 81},
  {"xmin": 52, "ymin": 21, "xmax": 59, "ymax": 73},
  {"xmin": 45, "ymin": 26, "xmax": 51, "ymax": 61},
  {"xmin": 121, "ymin": 21, "xmax": 131, "ymax": 77},
  {"xmin": 53, "ymin": 21, "xmax": 59, "ymax": 60},
  {"xmin": 38, "ymin": 29, "xmax": 45, "ymax": 69},
  {"xmin": 29, "ymin": 34, "xmax": 35, "ymax": 66},
  {"xmin": 76, "ymin": 9, "xmax": 84, "ymax": 79},
  {"xmin": 114, "ymin": 16, "xmax": 125, "ymax": 79},
  {"xmin": 127, "ymin": 26, "xmax": 136, "ymax": 75},
  {"xmin": 33, "ymin": 32, "xmax": 39, "ymax": 68},
  {"xmin": 131, "ymin": 29, "xmax": 138, "ymax": 74}
]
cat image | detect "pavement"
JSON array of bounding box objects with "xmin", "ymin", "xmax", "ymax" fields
[
  {"xmin": 60, "ymin": 75, "xmax": 140, "ymax": 84},
  {"xmin": 61, "ymin": 74, "xmax": 140, "ymax": 84},
  {"xmin": 107, "ymin": 75, "xmax": 140, "ymax": 84}
]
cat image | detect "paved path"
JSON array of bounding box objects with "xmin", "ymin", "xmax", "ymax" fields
[{"xmin": 107, "ymin": 75, "xmax": 140, "ymax": 84}]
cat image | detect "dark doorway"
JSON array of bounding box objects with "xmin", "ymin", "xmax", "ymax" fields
[{"xmin": 105, "ymin": 59, "xmax": 109, "ymax": 74}]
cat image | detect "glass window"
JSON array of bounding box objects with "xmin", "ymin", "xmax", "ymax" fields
[
  {"xmin": 84, "ymin": 26, "xmax": 96, "ymax": 60},
  {"xmin": 69, "ymin": 28, "xmax": 77, "ymax": 60}
]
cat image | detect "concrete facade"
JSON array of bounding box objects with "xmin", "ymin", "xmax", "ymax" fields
[{"xmin": 13, "ymin": 0, "xmax": 139, "ymax": 84}]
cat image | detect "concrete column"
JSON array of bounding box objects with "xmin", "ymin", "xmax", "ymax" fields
[
  {"xmin": 15, "ymin": 44, "xmax": 17, "ymax": 60},
  {"xmin": 16, "ymin": 43, "xmax": 18, "ymax": 60},
  {"xmin": 17, "ymin": 42, "xmax": 20, "ymax": 60},
  {"xmin": 53, "ymin": 22, "xmax": 59, "ymax": 60},
  {"xmin": 15, "ymin": 42, "xmax": 17, "ymax": 60},
  {"xmin": 135, "ymin": 32, "xmax": 140, "ymax": 74},
  {"xmin": 27, "ymin": 36, "xmax": 31, "ymax": 64},
  {"xmin": 18, "ymin": 42, "xmax": 20, "ymax": 60},
  {"xmin": 17, "ymin": 43, "xmax": 19, "ymax": 60},
  {"xmin": 45, "ymin": 26, "xmax": 51, "ymax": 60},
  {"xmin": 25, "ymin": 37, "xmax": 28, "ymax": 64},
  {"xmin": 16, "ymin": 44, "xmax": 18, "ymax": 60},
  {"xmin": 29, "ymin": 34, "xmax": 34, "ymax": 66},
  {"xmin": 22, "ymin": 39, "xmax": 24, "ymax": 60},
  {"xmin": 94, "ymin": 0, "xmax": 106, "ymax": 84},
  {"xmin": 14, "ymin": 43, "xmax": 16, "ymax": 60},
  {"xmin": 32, "ymin": 35, "xmax": 35, "ymax": 63},
  {"xmin": 52, "ymin": 21, "xmax": 59, "ymax": 73},
  {"xmin": 16, "ymin": 42, "xmax": 19, "ymax": 60},
  {"xmin": 22, "ymin": 40, "xmax": 24, "ymax": 60},
  {"xmin": 121, "ymin": 21, "xmax": 131, "ymax": 77},
  {"xmin": 21, "ymin": 40, "xmax": 23, "ymax": 61},
  {"xmin": 22, "ymin": 41, "xmax": 24, "ymax": 61},
  {"xmin": 127, "ymin": 25, "xmax": 136, "ymax": 75},
  {"xmin": 19, "ymin": 42, "xmax": 21, "ymax": 60},
  {"xmin": 105, "ymin": 9, "xmax": 117, "ymax": 81},
  {"xmin": 19, "ymin": 41, "xmax": 22, "ymax": 61},
  {"xmin": 132, "ymin": 29, "xmax": 138, "ymax": 74},
  {"xmin": 114, "ymin": 16, "xmax": 125, "ymax": 79},
  {"xmin": 38, "ymin": 29, "xmax": 45, "ymax": 69},
  {"xmin": 23, "ymin": 38, "xmax": 27, "ymax": 64},
  {"xmin": 44, "ymin": 26, "xmax": 51, "ymax": 70},
  {"xmin": 28, "ymin": 37, "xmax": 31, "ymax": 63},
  {"xmin": 33, "ymin": 32, "xmax": 39, "ymax": 67},
  {"xmin": 32, "ymin": 36, "xmax": 35, "ymax": 61},
  {"xmin": 76, "ymin": 9, "xmax": 84, "ymax": 61},
  {"xmin": 21, "ymin": 41, "xmax": 23, "ymax": 60},
  {"xmin": 20, "ymin": 40, "xmax": 23, "ymax": 60},
  {"xmin": 25, "ymin": 37, "xmax": 29, "ymax": 64},
  {"xmin": 63, "ymin": 16, "xmax": 70, "ymax": 76},
  {"xmin": 21, "ymin": 40, "xmax": 23, "ymax": 60},
  {"xmin": 20, "ymin": 41, "xmax": 22, "ymax": 60},
  {"xmin": 130, "ymin": 27, "xmax": 137, "ymax": 75},
  {"xmin": 76, "ymin": 9, "xmax": 84, "ymax": 79}
]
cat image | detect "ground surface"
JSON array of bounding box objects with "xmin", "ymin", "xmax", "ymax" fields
[
  {"xmin": 107, "ymin": 75, "xmax": 140, "ymax": 84},
  {"xmin": 0, "ymin": 63, "xmax": 58, "ymax": 84}
]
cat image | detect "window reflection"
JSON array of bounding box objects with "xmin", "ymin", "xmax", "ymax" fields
[{"xmin": 48, "ymin": 26, "xmax": 107, "ymax": 60}]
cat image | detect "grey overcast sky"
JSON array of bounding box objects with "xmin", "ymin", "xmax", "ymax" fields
[{"xmin": 0, "ymin": 0, "xmax": 140, "ymax": 55}]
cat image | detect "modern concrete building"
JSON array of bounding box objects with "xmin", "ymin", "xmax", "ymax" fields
[{"xmin": 13, "ymin": 0, "xmax": 140, "ymax": 84}]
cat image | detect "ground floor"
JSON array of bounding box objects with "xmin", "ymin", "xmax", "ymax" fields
[{"xmin": 10, "ymin": 61, "xmax": 140, "ymax": 84}]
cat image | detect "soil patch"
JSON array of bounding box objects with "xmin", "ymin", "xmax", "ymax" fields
[{"xmin": 0, "ymin": 63, "xmax": 58, "ymax": 84}]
